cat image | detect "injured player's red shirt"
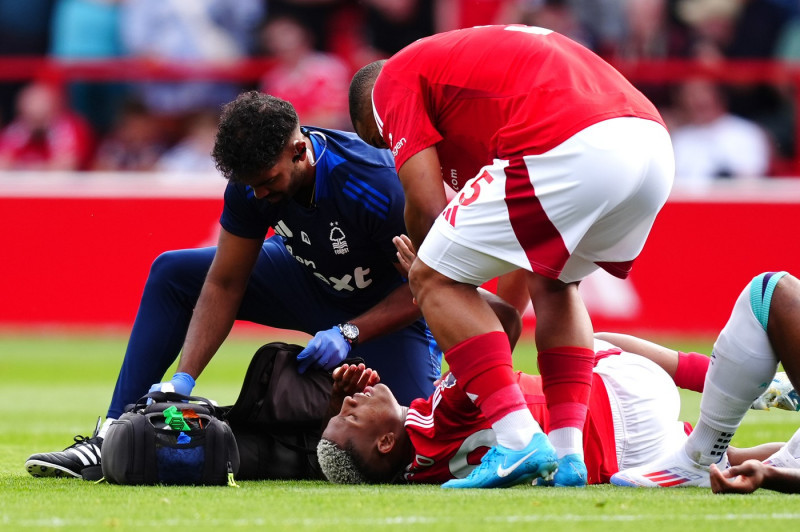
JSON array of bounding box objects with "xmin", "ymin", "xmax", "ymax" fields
[{"xmin": 403, "ymin": 368, "xmax": 618, "ymax": 484}]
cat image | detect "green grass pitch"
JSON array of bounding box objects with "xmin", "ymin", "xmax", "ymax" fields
[{"xmin": 2, "ymin": 330, "xmax": 800, "ymax": 531}]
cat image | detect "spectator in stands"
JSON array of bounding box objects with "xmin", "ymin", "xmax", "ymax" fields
[
  {"xmin": 718, "ymin": 0, "xmax": 792, "ymax": 59},
  {"xmin": 0, "ymin": 81, "xmax": 93, "ymax": 171},
  {"xmin": 119, "ymin": 0, "xmax": 265, "ymax": 141},
  {"xmin": 49, "ymin": 0, "xmax": 127, "ymax": 137},
  {"xmin": 672, "ymin": 0, "xmax": 792, "ymax": 60},
  {"xmin": 507, "ymin": 0, "xmax": 595, "ymax": 50},
  {"xmin": 601, "ymin": 0, "xmax": 694, "ymax": 111},
  {"xmin": 613, "ymin": 0, "xmax": 694, "ymax": 60},
  {"xmin": 561, "ymin": 0, "xmax": 626, "ymax": 58},
  {"xmin": 91, "ymin": 98, "xmax": 165, "ymax": 172},
  {"xmin": 0, "ymin": 0, "xmax": 54, "ymax": 125},
  {"xmin": 670, "ymin": 78, "xmax": 772, "ymax": 183},
  {"xmin": 775, "ymin": 6, "xmax": 800, "ymax": 60},
  {"xmin": 359, "ymin": 0, "xmax": 435, "ymax": 57},
  {"xmin": 676, "ymin": 0, "xmax": 795, "ymax": 160},
  {"xmin": 259, "ymin": 14, "xmax": 351, "ymax": 130},
  {"xmin": 155, "ymin": 110, "xmax": 220, "ymax": 176},
  {"xmin": 313, "ymin": 0, "xmax": 436, "ymax": 71},
  {"xmin": 435, "ymin": 0, "xmax": 516, "ymax": 33},
  {"xmin": 267, "ymin": 0, "xmax": 340, "ymax": 54},
  {"xmin": 771, "ymin": 7, "xmax": 800, "ymax": 162}
]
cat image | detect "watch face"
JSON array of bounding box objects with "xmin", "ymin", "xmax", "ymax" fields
[{"xmin": 340, "ymin": 323, "xmax": 359, "ymax": 341}]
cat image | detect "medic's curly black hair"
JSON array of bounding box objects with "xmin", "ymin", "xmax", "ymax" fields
[{"xmin": 212, "ymin": 90, "xmax": 298, "ymax": 183}]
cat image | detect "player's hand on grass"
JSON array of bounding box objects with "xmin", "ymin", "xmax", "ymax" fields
[
  {"xmin": 710, "ymin": 461, "xmax": 764, "ymax": 494},
  {"xmin": 148, "ymin": 372, "xmax": 196, "ymax": 396},
  {"xmin": 297, "ymin": 326, "xmax": 351, "ymax": 373}
]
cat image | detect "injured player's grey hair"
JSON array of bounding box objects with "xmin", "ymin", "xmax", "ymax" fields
[{"xmin": 316, "ymin": 438, "xmax": 367, "ymax": 485}]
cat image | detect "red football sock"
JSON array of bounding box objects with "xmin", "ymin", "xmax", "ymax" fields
[
  {"xmin": 538, "ymin": 346, "xmax": 595, "ymax": 430},
  {"xmin": 674, "ymin": 351, "xmax": 710, "ymax": 393},
  {"xmin": 445, "ymin": 331, "xmax": 527, "ymax": 423}
]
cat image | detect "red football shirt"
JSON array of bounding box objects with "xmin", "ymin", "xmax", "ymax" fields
[
  {"xmin": 372, "ymin": 25, "xmax": 665, "ymax": 191},
  {"xmin": 403, "ymin": 370, "xmax": 618, "ymax": 484}
]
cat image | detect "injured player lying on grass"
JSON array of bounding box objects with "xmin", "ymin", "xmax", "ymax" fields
[
  {"xmin": 316, "ymin": 333, "xmax": 797, "ymax": 487},
  {"xmin": 610, "ymin": 271, "xmax": 800, "ymax": 492}
]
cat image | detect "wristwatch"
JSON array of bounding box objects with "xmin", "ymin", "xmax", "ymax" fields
[{"xmin": 337, "ymin": 323, "xmax": 360, "ymax": 347}]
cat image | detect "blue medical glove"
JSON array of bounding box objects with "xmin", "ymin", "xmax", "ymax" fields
[
  {"xmin": 296, "ymin": 326, "xmax": 351, "ymax": 373},
  {"xmin": 148, "ymin": 372, "xmax": 196, "ymax": 397}
]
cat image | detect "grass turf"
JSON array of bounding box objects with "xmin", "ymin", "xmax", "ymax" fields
[{"xmin": 2, "ymin": 330, "xmax": 800, "ymax": 531}]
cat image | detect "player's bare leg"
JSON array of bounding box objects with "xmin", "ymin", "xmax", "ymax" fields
[
  {"xmin": 496, "ymin": 269, "xmax": 532, "ymax": 316},
  {"xmin": 495, "ymin": 266, "xmax": 596, "ymax": 486},
  {"xmin": 528, "ymin": 272, "xmax": 594, "ymax": 486},
  {"xmin": 612, "ymin": 272, "xmax": 788, "ymax": 488},
  {"xmin": 408, "ymin": 259, "xmax": 557, "ymax": 488},
  {"xmin": 767, "ymin": 274, "xmax": 800, "ymax": 393}
]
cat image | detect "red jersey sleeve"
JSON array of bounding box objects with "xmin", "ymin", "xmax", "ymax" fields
[
  {"xmin": 370, "ymin": 25, "xmax": 666, "ymax": 191},
  {"xmin": 372, "ymin": 71, "xmax": 442, "ymax": 172}
]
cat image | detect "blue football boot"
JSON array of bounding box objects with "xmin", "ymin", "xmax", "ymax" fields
[{"xmin": 442, "ymin": 433, "xmax": 558, "ymax": 489}]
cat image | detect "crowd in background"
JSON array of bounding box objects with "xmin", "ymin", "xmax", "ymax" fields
[{"xmin": 0, "ymin": 0, "xmax": 798, "ymax": 182}]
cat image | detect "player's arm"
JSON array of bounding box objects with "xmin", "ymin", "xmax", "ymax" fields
[
  {"xmin": 754, "ymin": 464, "xmax": 800, "ymax": 493},
  {"xmin": 330, "ymin": 147, "xmax": 445, "ymax": 344},
  {"xmin": 594, "ymin": 331, "xmax": 711, "ymax": 393},
  {"xmin": 727, "ymin": 443, "xmax": 785, "ymax": 465},
  {"xmin": 296, "ymin": 262, "xmax": 424, "ymax": 373},
  {"xmin": 175, "ymin": 228, "xmax": 262, "ymax": 378},
  {"xmin": 393, "ymin": 233, "xmax": 522, "ymax": 347},
  {"xmin": 350, "ymin": 281, "xmax": 423, "ymax": 344},
  {"xmin": 396, "ymin": 147, "xmax": 448, "ymax": 250},
  {"xmin": 594, "ymin": 332, "xmax": 679, "ymax": 377},
  {"xmin": 710, "ymin": 460, "xmax": 800, "ymax": 494}
]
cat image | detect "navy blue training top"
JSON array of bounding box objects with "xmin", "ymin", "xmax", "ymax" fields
[{"xmin": 220, "ymin": 127, "xmax": 407, "ymax": 309}]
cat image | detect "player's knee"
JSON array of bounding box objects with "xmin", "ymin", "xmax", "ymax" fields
[
  {"xmin": 147, "ymin": 250, "xmax": 194, "ymax": 286},
  {"xmin": 770, "ymin": 273, "xmax": 799, "ymax": 310},
  {"xmin": 749, "ymin": 271, "xmax": 791, "ymax": 331},
  {"xmin": 763, "ymin": 273, "xmax": 800, "ymax": 356},
  {"xmin": 407, "ymin": 259, "xmax": 434, "ymax": 299},
  {"xmin": 408, "ymin": 259, "xmax": 460, "ymax": 304}
]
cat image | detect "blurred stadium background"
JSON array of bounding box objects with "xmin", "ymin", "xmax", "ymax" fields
[
  {"xmin": 1, "ymin": 0, "xmax": 799, "ymax": 341},
  {"xmin": 3, "ymin": 6, "xmax": 800, "ymax": 526}
]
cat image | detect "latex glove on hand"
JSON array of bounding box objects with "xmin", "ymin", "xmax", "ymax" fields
[
  {"xmin": 297, "ymin": 326, "xmax": 351, "ymax": 373},
  {"xmin": 149, "ymin": 372, "xmax": 196, "ymax": 397}
]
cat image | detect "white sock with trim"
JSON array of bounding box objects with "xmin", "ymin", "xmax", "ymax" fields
[
  {"xmin": 492, "ymin": 409, "xmax": 540, "ymax": 450},
  {"xmin": 686, "ymin": 331, "xmax": 778, "ymax": 465},
  {"xmin": 548, "ymin": 427, "xmax": 583, "ymax": 459},
  {"xmin": 97, "ymin": 417, "xmax": 115, "ymax": 439}
]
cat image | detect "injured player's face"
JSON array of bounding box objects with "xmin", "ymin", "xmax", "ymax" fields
[{"xmin": 322, "ymin": 383, "xmax": 400, "ymax": 464}]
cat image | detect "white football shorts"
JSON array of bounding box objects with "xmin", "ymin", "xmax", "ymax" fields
[
  {"xmin": 592, "ymin": 341, "xmax": 689, "ymax": 471},
  {"xmin": 417, "ymin": 117, "xmax": 674, "ymax": 284}
]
